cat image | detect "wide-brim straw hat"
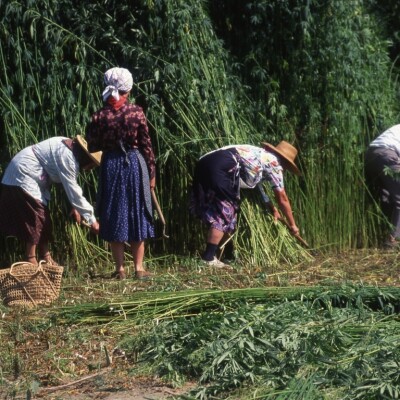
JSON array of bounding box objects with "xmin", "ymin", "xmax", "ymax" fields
[
  {"xmin": 261, "ymin": 140, "xmax": 301, "ymax": 175},
  {"xmin": 75, "ymin": 135, "xmax": 102, "ymax": 166}
]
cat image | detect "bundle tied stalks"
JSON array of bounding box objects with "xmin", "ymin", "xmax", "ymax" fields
[{"xmin": 55, "ymin": 285, "xmax": 400, "ymax": 329}]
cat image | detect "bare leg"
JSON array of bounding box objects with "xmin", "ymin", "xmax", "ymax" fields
[
  {"xmin": 110, "ymin": 242, "xmax": 126, "ymax": 279},
  {"xmin": 202, "ymin": 227, "xmax": 225, "ymax": 261},
  {"xmin": 207, "ymin": 228, "xmax": 225, "ymax": 245},
  {"xmin": 130, "ymin": 241, "xmax": 152, "ymax": 279},
  {"xmin": 131, "ymin": 241, "xmax": 145, "ymax": 272},
  {"xmin": 25, "ymin": 242, "xmax": 38, "ymax": 265},
  {"xmin": 37, "ymin": 242, "xmax": 59, "ymax": 265},
  {"xmin": 201, "ymin": 228, "xmax": 232, "ymax": 268}
]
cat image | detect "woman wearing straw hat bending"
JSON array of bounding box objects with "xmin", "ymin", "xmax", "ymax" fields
[
  {"xmin": 0, "ymin": 135, "xmax": 101, "ymax": 266},
  {"xmin": 190, "ymin": 141, "xmax": 301, "ymax": 267}
]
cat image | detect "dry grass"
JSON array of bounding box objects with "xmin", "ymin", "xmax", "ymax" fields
[{"xmin": 1, "ymin": 248, "xmax": 400, "ymax": 399}]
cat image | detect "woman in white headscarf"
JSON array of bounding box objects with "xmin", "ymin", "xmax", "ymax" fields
[{"xmin": 87, "ymin": 67, "xmax": 156, "ymax": 280}]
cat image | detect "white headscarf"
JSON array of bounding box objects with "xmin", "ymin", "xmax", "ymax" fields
[{"xmin": 102, "ymin": 67, "xmax": 133, "ymax": 101}]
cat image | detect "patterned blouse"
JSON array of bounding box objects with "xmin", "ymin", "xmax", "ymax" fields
[
  {"xmin": 86, "ymin": 102, "xmax": 156, "ymax": 178},
  {"xmin": 222, "ymin": 144, "xmax": 284, "ymax": 190}
]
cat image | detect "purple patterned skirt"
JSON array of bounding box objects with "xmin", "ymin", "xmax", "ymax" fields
[{"xmin": 190, "ymin": 148, "xmax": 240, "ymax": 233}]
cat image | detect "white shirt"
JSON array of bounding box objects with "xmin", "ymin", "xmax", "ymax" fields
[
  {"xmin": 369, "ymin": 124, "xmax": 400, "ymax": 154},
  {"xmin": 2, "ymin": 136, "xmax": 96, "ymax": 225}
]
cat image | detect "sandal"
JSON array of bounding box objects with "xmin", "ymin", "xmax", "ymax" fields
[
  {"xmin": 111, "ymin": 270, "xmax": 126, "ymax": 280},
  {"xmin": 40, "ymin": 253, "xmax": 59, "ymax": 266},
  {"xmin": 135, "ymin": 270, "xmax": 152, "ymax": 280}
]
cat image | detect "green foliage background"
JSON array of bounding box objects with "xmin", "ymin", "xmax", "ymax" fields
[{"xmin": 0, "ymin": 0, "xmax": 399, "ymax": 269}]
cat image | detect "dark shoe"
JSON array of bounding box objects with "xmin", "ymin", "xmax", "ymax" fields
[
  {"xmin": 135, "ymin": 270, "xmax": 152, "ymax": 280},
  {"xmin": 111, "ymin": 270, "xmax": 126, "ymax": 280}
]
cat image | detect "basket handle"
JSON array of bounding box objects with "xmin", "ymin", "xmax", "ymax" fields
[
  {"xmin": 9, "ymin": 261, "xmax": 39, "ymax": 276},
  {"xmin": 36, "ymin": 260, "xmax": 60, "ymax": 298}
]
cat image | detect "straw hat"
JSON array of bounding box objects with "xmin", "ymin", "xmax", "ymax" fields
[
  {"xmin": 75, "ymin": 135, "xmax": 102, "ymax": 166},
  {"xmin": 261, "ymin": 140, "xmax": 300, "ymax": 175}
]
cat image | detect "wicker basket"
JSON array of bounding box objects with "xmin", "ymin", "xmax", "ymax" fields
[{"xmin": 0, "ymin": 261, "xmax": 64, "ymax": 307}]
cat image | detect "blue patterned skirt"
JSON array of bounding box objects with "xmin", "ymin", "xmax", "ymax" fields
[{"xmin": 97, "ymin": 149, "xmax": 154, "ymax": 242}]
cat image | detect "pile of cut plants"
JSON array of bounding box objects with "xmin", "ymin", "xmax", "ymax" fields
[{"xmin": 1, "ymin": 249, "xmax": 400, "ymax": 399}]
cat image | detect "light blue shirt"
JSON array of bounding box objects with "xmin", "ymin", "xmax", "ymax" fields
[{"xmin": 2, "ymin": 136, "xmax": 96, "ymax": 225}]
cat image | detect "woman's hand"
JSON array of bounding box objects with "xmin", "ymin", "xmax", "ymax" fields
[
  {"xmin": 273, "ymin": 189, "xmax": 300, "ymax": 236},
  {"xmin": 69, "ymin": 208, "xmax": 81, "ymax": 224},
  {"xmin": 269, "ymin": 204, "xmax": 281, "ymax": 221},
  {"xmin": 90, "ymin": 221, "xmax": 100, "ymax": 235},
  {"xmin": 150, "ymin": 176, "xmax": 156, "ymax": 190},
  {"xmin": 289, "ymin": 224, "xmax": 300, "ymax": 236}
]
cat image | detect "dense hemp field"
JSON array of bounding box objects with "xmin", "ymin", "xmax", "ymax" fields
[{"xmin": 1, "ymin": 0, "xmax": 400, "ymax": 399}]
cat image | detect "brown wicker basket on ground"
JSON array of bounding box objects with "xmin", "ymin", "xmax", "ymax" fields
[{"xmin": 0, "ymin": 261, "xmax": 64, "ymax": 307}]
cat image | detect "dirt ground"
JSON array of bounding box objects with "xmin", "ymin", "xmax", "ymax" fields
[
  {"xmin": 0, "ymin": 351, "xmax": 195, "ymax": 400},
  {"xmin": 2, "ymin": 248, "xmax": 400, "ymax": 400},
  {"xmin": 34, "ymin": 372, "xmax": 195, "ymax": 399}
]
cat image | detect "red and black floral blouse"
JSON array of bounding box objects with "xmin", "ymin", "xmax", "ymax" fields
[{"xmin": 87, "ymin": 101, "xmax": 156, "ymax": 179}]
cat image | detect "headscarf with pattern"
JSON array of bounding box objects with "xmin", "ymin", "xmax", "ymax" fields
[{"xmin": 102, "ymin": 67, "xmax": 133, "ymax": 102}]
